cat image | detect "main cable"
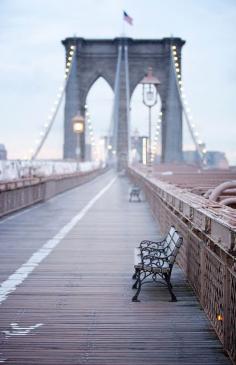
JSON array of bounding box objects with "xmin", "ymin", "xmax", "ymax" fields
[
  {"xmin": 31, "ymin": 44, "xmax": 77, "ymax": 160},
  {"xmin": 124, "ymin": 44, "xmax": 131, "ymax": 162},
  {"xmin": 170, "ymin": 43, "xmax": 207, "ymax": 166}
]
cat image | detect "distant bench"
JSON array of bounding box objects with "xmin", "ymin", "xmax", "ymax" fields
[
  {"xmin": 132, "ymin": 226, "xmax": 183, "ymax": 302},
  {"xmin": 129, "ymin": 186, "xmax": 141, "ymax": 202}
]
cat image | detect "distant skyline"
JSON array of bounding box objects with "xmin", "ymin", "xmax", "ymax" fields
[{"xmin": 0, "ymin": 0, "xmax": 236, "ymax": 163}]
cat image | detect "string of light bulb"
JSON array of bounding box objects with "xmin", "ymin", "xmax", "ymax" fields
[
  {"xmin": 85, "ymin": 105, "xmax": 96, "ymax": 149},
  {"xmin": 30, "ymin": 44, "xmax": 76, "ymax": 160},
  {"xmin": 151, "ymin": 111, "xmax": 162, "ymax": 162},
  {"xmin": 171, "ymin": 44, "xmax": 207, "ymax": 165}
]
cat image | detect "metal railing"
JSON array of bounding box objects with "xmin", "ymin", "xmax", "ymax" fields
[
  {"xmin": 0, "ymin": 166, "xmax": 107, "ymax": 219},
  {"xmin": 0, "ymin": 160, "xmax": 102, "ymax": 181},
  {"xmin": 128, "ymin": 166, "xmax": 236, "ymax": 363}
]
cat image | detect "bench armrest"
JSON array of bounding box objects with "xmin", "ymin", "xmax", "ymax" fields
[
  {"xmin": 140, "ymin": 246, "xmax": 166, "ymax": 257},
  {"xmin": 141, "ymin": 253, "xmax": 169, "ymax": 268},
  {"xmin": 139, "ymin": 239, "xmax": 166, "ymax": 249}
]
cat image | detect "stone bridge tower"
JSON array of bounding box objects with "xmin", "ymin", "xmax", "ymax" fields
[{"xmin": 62, "ymin": 37, "xmax": 185, "ymax": 168}]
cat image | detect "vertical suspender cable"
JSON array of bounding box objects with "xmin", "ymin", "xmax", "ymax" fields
[
  {"xmin": 109, "ymin": 45, "xmax": 122, "ymax": 153},
  {"xmin": 124, "ymin": 45, "xmax": 131, "ymax": 163}
]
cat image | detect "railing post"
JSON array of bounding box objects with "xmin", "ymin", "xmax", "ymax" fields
[
  {"xmin": 200, "ymin": 244, "xmax": 205, "ymax": 307},
  {"xmin": 223, "ymin": 264, "xmax": 230, "ymax": 352}
]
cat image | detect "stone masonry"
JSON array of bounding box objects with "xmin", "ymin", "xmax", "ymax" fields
[{"xmin": 62, "ymin": 37, "xmax": 185, "ymax": 168}]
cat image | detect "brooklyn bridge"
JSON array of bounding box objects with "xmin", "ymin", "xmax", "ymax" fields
[{"xmin": 0, "ymin": 34, "xmax": 235, "ymax": 365}]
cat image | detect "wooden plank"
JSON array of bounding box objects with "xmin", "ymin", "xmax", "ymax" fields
[{"xmin": 0, "ymin": 171, "xmax": 231, "ymax": 364}]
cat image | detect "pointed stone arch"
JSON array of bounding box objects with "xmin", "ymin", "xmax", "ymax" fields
[
  {"xmin": 84, "ymin": 73, "xmax": 114, "ymax": 103},
  {"xmin": 62, "ymin": 37, "xmax": 185, "ymax": 166}
]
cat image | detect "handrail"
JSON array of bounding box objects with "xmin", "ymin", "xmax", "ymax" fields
[{"xmin": 127, "ymin": 166, "xmax": 236, "ymax": 364}]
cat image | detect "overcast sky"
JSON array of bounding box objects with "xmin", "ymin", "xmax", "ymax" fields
[{"xmin": 0, "ymin": 0, "xmax": 236, "ymax": 163}]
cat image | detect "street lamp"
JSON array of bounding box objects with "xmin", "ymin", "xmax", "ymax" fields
[
  {"xmin": 140, "ymin": 67, "xmax": 160, "ymax": 173},
  {"xmin": 72, "ymin": 114, "xmax": 84, "ymax": 171}
]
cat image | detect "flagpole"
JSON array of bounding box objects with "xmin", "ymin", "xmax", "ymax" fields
[
  {"xmin": 122, "ymin": 12, "xmax": 126, "ymax": 37},
  {"xmin": 122, "ymin": 11, "xmax": 133, "ymax": 36}
]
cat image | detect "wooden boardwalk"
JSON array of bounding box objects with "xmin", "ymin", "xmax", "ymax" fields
[{"xmin": 0, "ymin": 171, "xmax": 231, "ymax": 364}]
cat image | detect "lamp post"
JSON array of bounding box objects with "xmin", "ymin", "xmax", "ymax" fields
[
  {"xmin": 72, "ymin": 114, "xmax": 84, "ymax": 171},
  {"xmin": 140, "ymin": 67, "xmax": 160, "ymax": 174}
]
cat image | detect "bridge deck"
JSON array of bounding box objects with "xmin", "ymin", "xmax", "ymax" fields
[{"xmin": 0, "ymin": 171, "xmax": 231, "ymax": 364}]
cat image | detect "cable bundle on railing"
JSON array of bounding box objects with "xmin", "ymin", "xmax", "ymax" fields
[
  {"xmin": 30, "ymin": 44, "xmax": 77, "ymax": 160},
  {"xmin": 171, "ymin": 44, "xmax": 207, "ymax": 166}
]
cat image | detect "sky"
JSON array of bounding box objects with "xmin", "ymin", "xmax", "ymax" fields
[{"xmin": 0, "ymin": 0, "xmax": 236, "ymax": 163}]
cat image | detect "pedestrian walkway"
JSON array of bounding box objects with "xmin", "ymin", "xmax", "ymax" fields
[{"xmin": 0, "ymin": 171, "xmax": 231, "ymax": 364}]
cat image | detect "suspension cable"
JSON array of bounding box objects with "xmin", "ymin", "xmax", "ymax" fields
[
  {"xmin": 152, "ymin": 111, "xmax": 162, "ymax": 160},
  {"xmin": 85, "ymin": 105, "xmax": 96, "ymax": 160},
  {"xmin": 108, "ymin": 45, "xmax": 122, "ymax": 154},
  {"xmin": 170, "ymin": 44, "xmax": 207, "ymax": 166},
  {"xmin": 124, "ymin": 44, "xmax": 131, "ymax": 162},
  {"xmin": 30, "ymin": 44, "xmax": 77, "ymax": 160}
]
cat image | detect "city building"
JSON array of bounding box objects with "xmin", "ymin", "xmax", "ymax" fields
[
  {"xmin": 183, "ymin": 150, "xmax": 229, "ymax": 169},
  {"xmin": 0, "ymin": 144, "xmax": 7, "ymax": 160}
]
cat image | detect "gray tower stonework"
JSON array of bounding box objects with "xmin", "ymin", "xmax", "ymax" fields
[{"xmin": 62, "ymin": 37, "xmax": 185, "ymax": 166}]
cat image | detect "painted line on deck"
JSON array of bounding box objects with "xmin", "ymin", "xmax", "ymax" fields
[{"xmin": 0, "ymin": 176, "xmax": 117, "ymax": 305}]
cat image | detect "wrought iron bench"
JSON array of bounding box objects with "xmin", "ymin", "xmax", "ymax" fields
[
  {"xmin": 129, "ymin": 186, "xmax": 141, "ymax": 202},
  {"xmin": 132, "ymin": 226, "xmax": 183, "ymax": 302}
]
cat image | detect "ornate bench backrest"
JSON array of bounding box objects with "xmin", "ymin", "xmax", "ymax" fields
[
  {"xmin": 164, "ymin": 228, "xmax": 183, "ymax": 265},
  {"xmin": 164, "ymin": 226, "xmax": 176, "ymax": 244}
]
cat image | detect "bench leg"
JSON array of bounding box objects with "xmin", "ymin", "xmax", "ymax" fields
[
  {"xmin": 132, "ymin": 274, "xmax": 139, "ymax": 288},
  {"xmin": 135, "ymin": 193, "xmax": 141, "ymax": 202},
  {"xmin": 165, "ymin": 274, "xmax": 177, "ymax": 302},
  {"xmin": 132, "ymin": 270, "xmax": 141, "ymax": 302},
  {"xmin": 132, "ymin": 268, "xmax": 138, "ymax": 280}
]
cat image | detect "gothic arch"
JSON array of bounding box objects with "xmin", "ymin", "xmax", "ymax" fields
[
  {"xmin": 84, "ymin": 73, "xmax": 114, "ymax": 103},
  {"xmin": 62, "ymin": 37, "xmax": 185, "ymax": 167}
]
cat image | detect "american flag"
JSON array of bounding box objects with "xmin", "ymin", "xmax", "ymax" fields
[{"xmin": 123, "ymin": 11, "xmax": 133, "ymax": 25}]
